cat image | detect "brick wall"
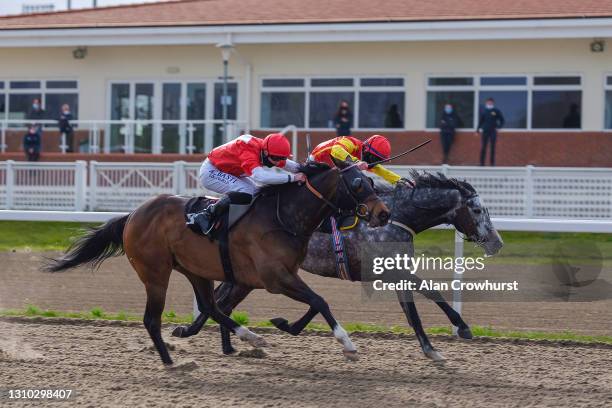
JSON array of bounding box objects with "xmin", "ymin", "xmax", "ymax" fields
[{"xmin": 2, "ymin": 129, "xmax": 611, "ymax": 167}]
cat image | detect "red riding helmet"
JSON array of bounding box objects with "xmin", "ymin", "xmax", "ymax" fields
[
  {"xmin": 263, "ymin": 133, "xmax": 292, "ymax": 158},
  {"xmin": 363, "ymin": 135, "xmax": 391, "ymax": 160}
]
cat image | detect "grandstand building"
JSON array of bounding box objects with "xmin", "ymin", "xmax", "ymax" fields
[{"xmin": 0, "ymin": 0, "xmax": 611, "ymax": 166}]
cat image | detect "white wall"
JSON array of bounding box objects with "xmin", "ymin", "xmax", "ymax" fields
[{"xmin": 0, "ymin": 38, "xmax": 609, "ymax": 130}]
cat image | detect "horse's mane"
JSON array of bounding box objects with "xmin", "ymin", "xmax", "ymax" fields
[
  {"xmin": 410, "ymin": 170, "xmax": 476, "ymax": 196},
  {"xmin": 257, "ymin": 161, "xmax": 332, "ymax": 196}
]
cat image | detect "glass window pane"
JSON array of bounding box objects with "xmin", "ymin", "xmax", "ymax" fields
[
  {"xmin": 0, "ymin": 82, "xmax": 4, "ymax": 89},
  {"xmin": 478, "ymin": 91, "xmax": 527, "ymax": 128},
  {"xmin": 214, "ymin": 83, "xmax": 238, "ymax": 120},
  {"xmin": 262, "ymin": 79, "xmax": 304, "ymax": 87},
  {"xmin": 606, "ymin": 91, "xmax": 612, "ymax": 129},
  {"xmin": 10, "ymin": 81, "xmax": 41, "ymax": 89},
  {"xmin": 426, "ymin": 91, "xmax": 474, "ymax": 128},
  {"xmin": 161, "ymin": 83, "xmax": 181, "ymax": 154},
  {"xmin": 0, "ymin": 94, "xmax": 5, "ymax": 118},
  {"xmin": 162, "ymin": 83, "xmax": 181, "ymax": 120},
  {"xmin": 311, "ymin": 78, "xmax": 353, "ymax": 87},
  {"xmin": 533, "ymin": 76, "xmax": 581, "ymax": 86},
  {"xmin": 309, "ymin": 92, "xmax": 354, "ymax": 128},
  {"xmin": 214, "ymin": 83, "xmax": 238, "ymax": 147},
  {"xmin": 607, "ymin": 77, "xmax": 612, "ymax": 86},
  {"xmin": 361, "ymin": 78, "xmax": 404, "ymax": 87},
  {"xmin": 359, "ymin": 92, "xmax": 405, "ymax": 128},
  {"xmin": 47, "ymin": 80, "xmax": 78, "ymax": 89},
  {"xmin": 428, "ymin": 77, "xmax": 473, "ymax": 86},
  {"xmin": 8, "ymin": 93, "xmax": 43, "ymax": 121},
  {"xmin": 109, "ymin": 84, "xmax": 130, "ymax": 152},
  {"xmin": 480, "ymin": 77, "xmax": 527, "ymax": 86},
  {"xmin": 134, "ymin": 83, "xmax": 154, "ymax": 153},
  {"xmin": 46, "ymin": 93, "xmax": 78, "ymax": 120},
  {"xmin": 135, "ymin": 83, "xmax": 153, "ymax": 120},
  {"xmin": 187, "ymin": 83, "xmax": 206, "ymax": 120},
  {"xmin": 532, "ymin": 91, "xmax": 581, "ymax": 129},
  {"xmin": 110, "ymin": 84, "xmax": 130, "ymax": 120},
  {"xmin": 260, "ymin": 92, "xmax": 305, "ymax": 128}
]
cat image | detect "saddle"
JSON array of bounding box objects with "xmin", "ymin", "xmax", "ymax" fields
[
  {"xmin": 184, "ymin": 194, "xmax": 256, "ymax": 284},
  {"xmin": 184, "ymin": 195, "xmax": 254, "ymax": 239}
]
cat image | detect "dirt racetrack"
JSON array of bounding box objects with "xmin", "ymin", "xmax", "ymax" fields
[
  {"xmin": 1, "ymin": 251, "xmax": 612, "ymax": 335},
  {"xmin": 1, "ymin": 317, "xmax": 612, "ymax": 407}
]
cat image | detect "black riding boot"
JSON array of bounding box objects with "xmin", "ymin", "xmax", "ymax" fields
[{"xmin": 195, "ymin": 195, "xmax": 231, "ymax": 236}]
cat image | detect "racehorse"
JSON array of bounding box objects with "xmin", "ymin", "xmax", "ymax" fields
[
  {"xmin": 173, "ymin": 171, "xmax": 503, "ymax": 361},
  {"xmin": 47, "ymin": 161, "xmax": 390, "ymax": 364}
]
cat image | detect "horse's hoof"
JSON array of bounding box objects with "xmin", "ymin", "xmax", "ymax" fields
[
  {"xmin": 270, "ymin": 317, "xmax": 290, "ymax": 332},
  {"xmin": 457, "ymin": 327, "xmax": 473, "ymax": 339},
  {"xmin": 171, "ymin": 326, "xmax": 191, "ymax": 338},
  {"xmin": 241, "ymin": 332, "xmax": 268, "ymax": 348},
  {"xmin": 343, "ymin": 350, "xmax": 359, "ymax": 362},
  {"xmin": 424, "ymin": 349, "xmax": 445, "ymax": 362},
  {"xmin": 223, "ymin": 346, "xmax": 238, "ymax": 355}
]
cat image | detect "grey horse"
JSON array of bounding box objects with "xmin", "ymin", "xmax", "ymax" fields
[{"xmin": 173, "ymin": 171, "xmax": 504, "ymax": 361}]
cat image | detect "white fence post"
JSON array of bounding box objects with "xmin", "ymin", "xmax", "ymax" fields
[
  {"xmin": 1, "ymin": 121, "xmax": 6, "ymax": 154},
  {"xmin": 74, "ymin": 160, "xmax": 87, "ymax": 211},
  {"xmin": 525, "ymin": 165, "xmax": 534, "ymax": 218},
  {"xmin": 173, "ymin": 161, "xmax": 186, "ymax": 195},
  {"xmin": 452, "ymin": 229, "xmax": 464, "ymax": 336},
  {"xmin": 6, "ymin": 160, "xmax": 14, "ymax": 209},
  {"xmin": 89, "ymin": 161, "xmax": 98, "ymax": 211}
]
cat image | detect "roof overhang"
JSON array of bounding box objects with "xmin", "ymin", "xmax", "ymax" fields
[{"xmin": 0, "ymin": 18, "xmax": 610, "ymax": 47}]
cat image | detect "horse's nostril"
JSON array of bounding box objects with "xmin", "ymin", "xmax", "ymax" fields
[{"xmin": 379, "ymin": 211, "xmax": 390, "ymax": 223}]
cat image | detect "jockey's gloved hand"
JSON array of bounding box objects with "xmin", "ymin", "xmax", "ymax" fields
[
  {"xmin": 292, "ymin": 172, "xmax": 307, "ymax": 183},
  {"xmin": 356, "ymin": 161, "xmax": 369, "ymax": 171}
]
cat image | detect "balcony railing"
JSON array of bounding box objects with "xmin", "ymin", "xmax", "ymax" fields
[{"xmin": 0, "ymin": 119, "xmax": 248, "ymax": 155}]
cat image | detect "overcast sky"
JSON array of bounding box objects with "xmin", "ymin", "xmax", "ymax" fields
[{"xmin": 0, "ymin": 0, "xmax": 170, "ymax": 16}]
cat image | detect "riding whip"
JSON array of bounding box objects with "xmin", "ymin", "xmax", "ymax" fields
[{"xmin": 367, "ymin": 139, "xmax": 432, "ymax": 169}]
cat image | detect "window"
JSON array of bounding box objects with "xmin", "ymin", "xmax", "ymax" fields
[
  {"xmin": 531, "ymin": 76, "xmax": 581, "ymax": 129},
  {"xmin": 426, "ymin": 77, "xmax": 474, "ymax": 128},
  {"xmin": 605, "ymin": 76, "xmax": 612, "ymax": 129},
  {"xmin": 0, "ymin": 79, "xmax": 78, "ymax": 123},
  {"xmin": 260, "ymin": 76, "xmax": 406, "ymax": 129},
  {"xmin": 427, "ymin": 74, "xmax": 581, "ymax": 130}
]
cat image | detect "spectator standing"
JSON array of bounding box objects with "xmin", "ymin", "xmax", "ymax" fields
[
  {"xmin": 334, "ymin": 100, "xmax": 352, "ymax": 136},
  {"xmin": 384, "ymin": 104, "xmax": 403, "ymax": 128},
  {"xmin": 58, "ymin": 103, "xmax": 74, "ymax": 152},
  {"xmin": 477, "ymin": 97, "xmax": 504, "ymax": 166},
  {"xmin": 27, "ymin": 98, "xmax": 46, "ymax": 142},
  {"xmin": 439, "ymin": 103, "xmax": 462, "ymax": 164},
  {"xmin": 23, "ymin": 125, "xmax": 41, "ymax": 161}
]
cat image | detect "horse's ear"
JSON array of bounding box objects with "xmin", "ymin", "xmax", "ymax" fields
[{"xmin": 333, "ymin": 157, "xmax": 353, "ymax": 169}]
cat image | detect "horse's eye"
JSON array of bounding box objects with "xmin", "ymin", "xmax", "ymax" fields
[
  {"xmin": 351, "ymin": 178, "xmax": 363, "ymax": 192},
  {"xmin": 473, "ymin": 208, "xmax": 482, "ymax": 215}
]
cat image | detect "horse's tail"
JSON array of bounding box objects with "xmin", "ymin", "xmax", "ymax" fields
[{"xmin": 46, "ymin": 215, "xmax": 129, "ymax": 272}]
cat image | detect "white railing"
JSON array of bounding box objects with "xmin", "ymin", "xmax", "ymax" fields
[
  {"xmin": 389, "ymin": 164, "xmax": 612, "ymax": 219},
  {"xmin": 0, "ymin": 161, "xmax": 611, "ymax": 218},
  {"xmin": 0, "ymin": 119, "xmax": 247, "ymax": 155}
]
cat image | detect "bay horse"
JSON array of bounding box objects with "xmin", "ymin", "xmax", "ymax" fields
[
  {"xmin": 47, "ymin": 161, "xmax": 390, "ymax": 364},
  {"xmin": 174, "ymin": 171, "xmax": 503, "ymax": 361}
]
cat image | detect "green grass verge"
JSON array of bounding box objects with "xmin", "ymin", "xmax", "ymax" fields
[
  {"xmin": 3, "ymin": 306, "xmax": 611, "ymax": 345},
  {"xmin": 1, "ymin": 221, "xmax": 610, "ymax": 267}
]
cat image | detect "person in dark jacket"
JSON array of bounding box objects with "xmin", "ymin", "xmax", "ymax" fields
[
  {"xmin": 334, "ymin": 100, "xmax": 352, "ymax": 136},
  {"xmin": 477, "ymin": 97, "xmax": 505, "ymax": 166},
  {"xmin": 384, "ymin": 104, "xmax": 403, "ymax": 128},
  {"xmin": 23, "ymin": 125, "xmax": 41, "ymax": 161},
  {"xmin": 58, "ymin": 103, "xmax": 74, "ymax": 153},
  {"xmin": 439, "ymin": 103, "xmax": 463, "ymax": 164},
  {"xmin": 27, "ymin": 98, "xmax": 46, "ymax": 137}
]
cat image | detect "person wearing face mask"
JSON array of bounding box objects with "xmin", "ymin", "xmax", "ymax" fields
[
  {"xmin": 334, "ymin": 100, "xmax": 353, "ymax": 137},
  {"xmin": 195, "ymin": 133, "xmax": 306, "ymax": 236},
  {"xmin": 23, "ymin": 125, "xmax": 41, "ymax": 162},
  {"xmin": 58, "ymin": 104, "xmax": 74, "ymax": 153},
  {"xmin": 439, "ymin": 103, "xmax": 463, "ymax": 164},
  {"xmin": 27, "ymin": 98, "xmax": 46, "ymax": 138},
  {"xmin": 477, "ymin": 97, "xmax": 505, "ymax": 166}
]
